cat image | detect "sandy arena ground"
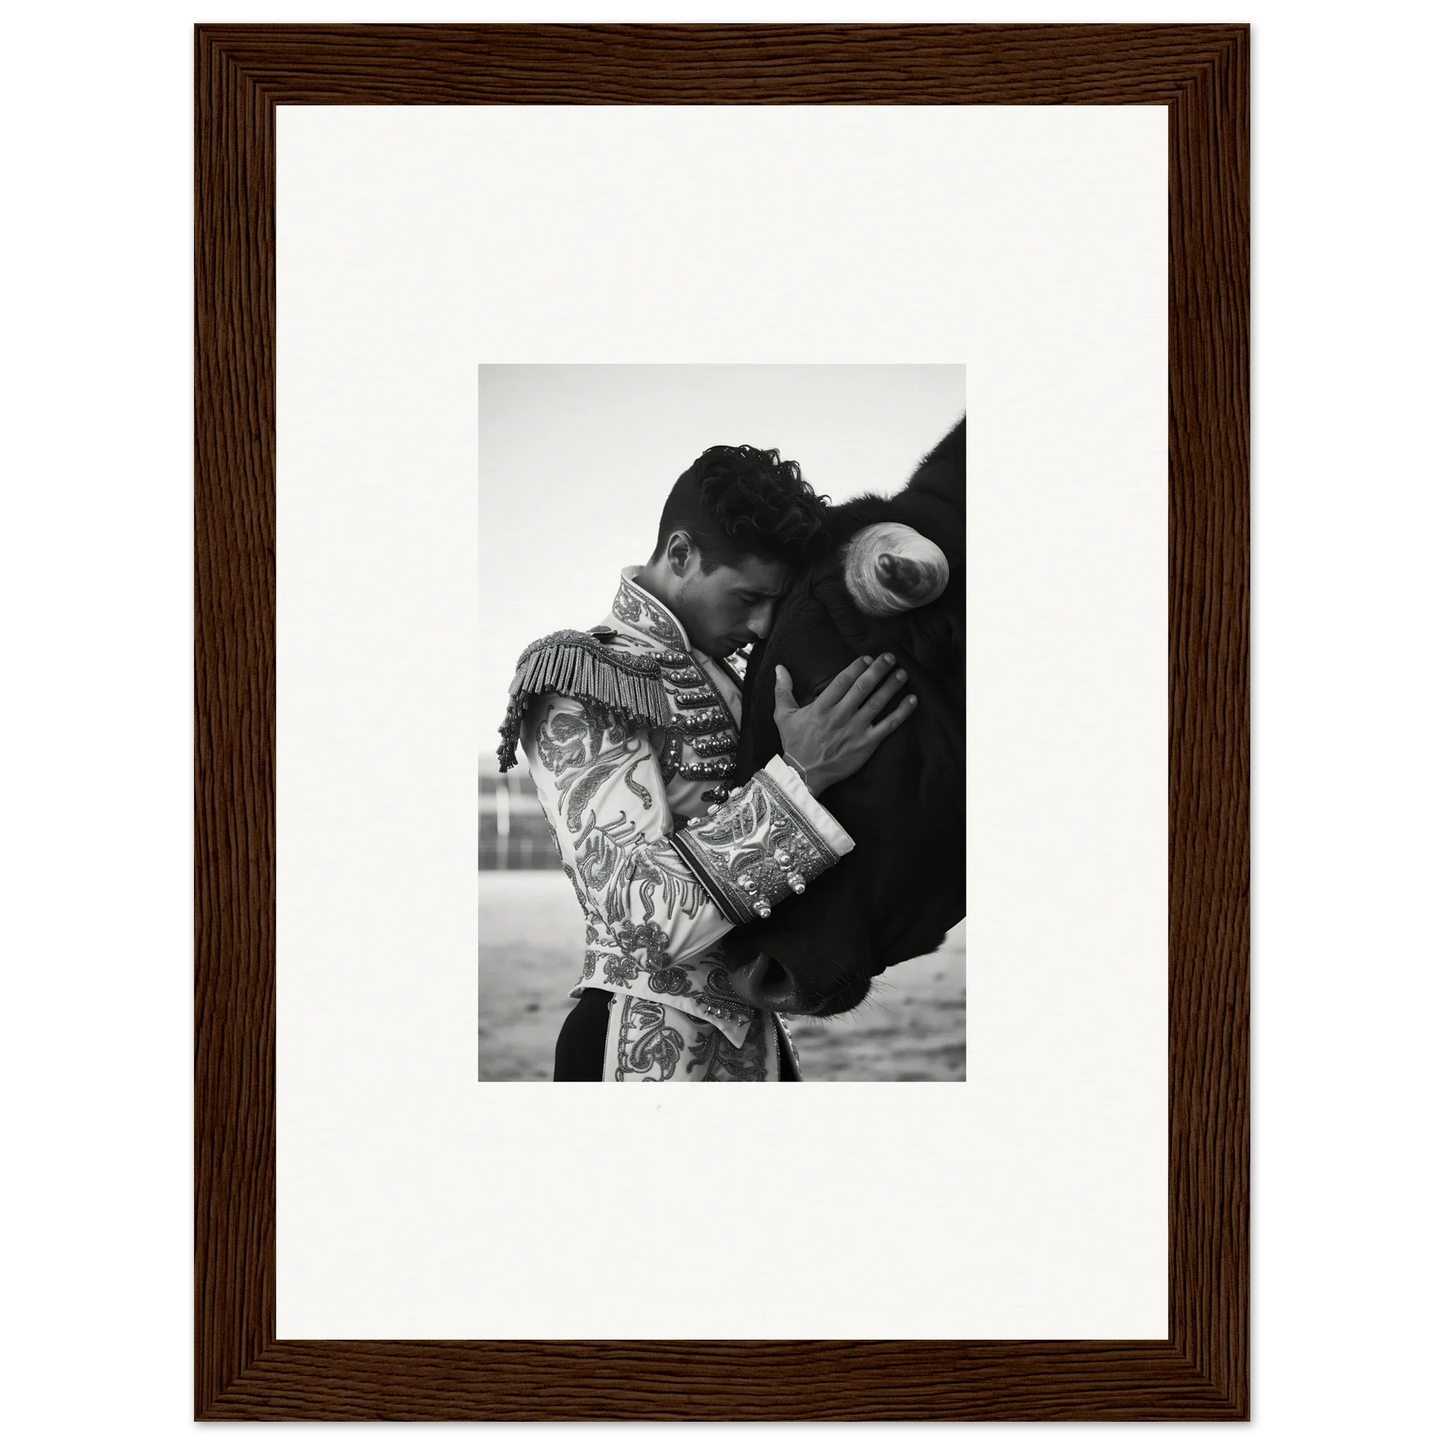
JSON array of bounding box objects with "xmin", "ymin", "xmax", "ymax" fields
[{"xmin": 478, "ymin": 870, "xmax": 965, "ymax": 1082}]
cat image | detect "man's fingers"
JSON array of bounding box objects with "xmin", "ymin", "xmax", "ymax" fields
[
  {"xmin": 855, "ymin": 666, "xmax": 909, "ymax": 722},
  {"xmin": 815, "ymin": 655, "xmax": 873, "ymax": 708},
  {"xmin": 844, "ymin": 653, "xmax": 899, "ymax": 711},
  {"xmin": 866, "ymin": 691, "xmax": 919, "ymax": 740}
]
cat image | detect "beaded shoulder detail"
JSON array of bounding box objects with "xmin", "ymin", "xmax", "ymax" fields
[{"xmin": 496, "ymin": 629, "xmax": 672, "ymax": 771}]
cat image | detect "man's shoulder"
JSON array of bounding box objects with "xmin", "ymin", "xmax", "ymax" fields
[
  {"xmin": 514, "ymin": 626, "xmax": 664, "ymax": 674},
  {"xmin": 497, "ymin": 628, "xmax": 672, "ymax": 772}
]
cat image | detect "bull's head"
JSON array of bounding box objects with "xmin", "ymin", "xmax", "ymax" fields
[{"xmin": 720, "ymin": 414, "xmax": 967, "ymax": 1017}]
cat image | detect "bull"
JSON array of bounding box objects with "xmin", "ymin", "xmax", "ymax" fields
[{"xmin": 720, "ymin": 412, "xmax": 967, "ymax": 1018}]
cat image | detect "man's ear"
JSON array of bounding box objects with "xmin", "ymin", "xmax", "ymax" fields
[{"xmin": 664, "ymin": 530, "xmax": 694, "ymax": 577}]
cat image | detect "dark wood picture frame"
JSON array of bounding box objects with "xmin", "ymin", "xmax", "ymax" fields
[{"xmin": 196, "ymin": 23, "xmax": 1248, "ymax": 1421}]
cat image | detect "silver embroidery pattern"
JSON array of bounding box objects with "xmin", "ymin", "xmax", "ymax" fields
[
  {"xmin": 682, "ymin": 962, "xmax": 760, "ymax": 1029},
  {"xmin": 612, "ymin": 575, "xmax": 688, "ymax": 650},
  {"xmin": 646, "ymin": 968, "xmax": 691, "ymax": 997},
  {"xmin": 614, "ymin": 996, "xmax": 685, "ymax": 1082},
  {"xmin": 514, "ymin": 573, "xmax": 841, "ymax": 1080},
  {"xmin": 565, "ymin": 755, "xmax": 631, "ymax": 833},
  {"xmin": 656, "ymin": 728, "xmax": 684, "ymax": 783},
  {"xmin": 534, "ymin": 703, "xmax": 645, "ymax": 837},
  {"xmin": 534, "ymin": 702, "xmax": 613, "ymax": 774},
  {"xmin": 529, "ymin": 692, "xmax": 734, "ymax": 1018},
  {"xmin": 610, "ymin": 573, "xmax": 742, "ymax": 787},
  {"xmin": 573, "ymin": 813, "xmax": 708, "ymax": 929},
  {"xmin": 669, "ymin": 769, "xmax": 841, "ymax": 925},
  {"xmin": 622, "ymin": 758, "xmax": 653, "ymax": 808},
  {"xmin": 687, "ymin": 1015, "xmax": 768, "ymax": 1082},
  {"xmin": 610, "ymin": 994, "xmax": 778, "ymax": 1083}
]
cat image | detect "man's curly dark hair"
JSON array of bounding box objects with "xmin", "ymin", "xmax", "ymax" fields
[{"xmin": 652, "ymin": 444, "xmax": 831, "ymax": 572}]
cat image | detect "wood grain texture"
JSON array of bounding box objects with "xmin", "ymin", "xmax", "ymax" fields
[{"xmin": 195, "ymin": 23, "xmax": 1248, "ymax": 1421}]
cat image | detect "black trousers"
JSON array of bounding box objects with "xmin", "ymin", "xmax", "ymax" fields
[
  {"xmin": 552, "ymin": 987, "xmax": 800, "ymax": 1081},
  {"xmin": 552, "ymin": 987, "xmax": 613, "ymax": 1081}
]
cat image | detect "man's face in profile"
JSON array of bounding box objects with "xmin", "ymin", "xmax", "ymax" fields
[{"xmin": 673, "ymin": 551, "xmax": 791, "ymax": 661}]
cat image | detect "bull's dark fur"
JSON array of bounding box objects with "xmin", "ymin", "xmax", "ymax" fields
[{"xmin": 722, "ymin": 415, "xmax": 966, "ymax": 1016}]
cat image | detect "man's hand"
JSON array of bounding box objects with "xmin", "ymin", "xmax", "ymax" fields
[{"xmin": 773, "ymin": 654, "xmax": 917, "ymax": 795}]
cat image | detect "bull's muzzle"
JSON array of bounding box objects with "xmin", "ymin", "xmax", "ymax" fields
[
  {"xmin": 725, "ymin": 952, "xmax": 805, "ymax": 1014},
  {"xmin": 724, "ymin": 951, "xmax": 873, "ymax": 1018}
]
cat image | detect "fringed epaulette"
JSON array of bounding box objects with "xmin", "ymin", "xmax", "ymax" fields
[{"xmin": 496, "ymin": 629, "xmax": 672, "ymax": 771}]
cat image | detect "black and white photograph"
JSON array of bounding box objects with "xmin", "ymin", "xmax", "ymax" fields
[{"xmin": 478, "ymin": 366, "xmax": 967, "ymax": 1081}]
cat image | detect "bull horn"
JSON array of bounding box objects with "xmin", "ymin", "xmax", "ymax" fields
[{"xmin": 843, "ymin": 523, "xmax": 950, "ymax": 616}]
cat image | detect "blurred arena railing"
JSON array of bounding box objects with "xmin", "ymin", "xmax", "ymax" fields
[{"xmin": 478, "ymin": 761, "xmax": 564, "ymax": 871}]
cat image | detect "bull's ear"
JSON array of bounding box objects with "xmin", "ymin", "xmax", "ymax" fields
[
  {"xmin": 906, "ymin": 413, "xmax": 966, "ymax": 507},
  {"xmin": 843, "ymin": 523, "xmax": 950, "ymax": 616}
]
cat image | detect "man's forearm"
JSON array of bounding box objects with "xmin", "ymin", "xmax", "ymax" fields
[{"xmin": 670, "ymin": 755, "xmax": 853, "ymax": 923}]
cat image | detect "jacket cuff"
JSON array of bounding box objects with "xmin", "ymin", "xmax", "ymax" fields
[
  {"xmin": 761, "ymin": 753, "xmax": 855, "ymax": 857},
  {"xmin": 669, "ymin": 756, "xmax": 854, "ymax": 925}
]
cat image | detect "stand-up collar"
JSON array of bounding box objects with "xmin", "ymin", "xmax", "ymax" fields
[{"xmin": 611, "ymin": 567, "xmax": 691, "ymax": 652}]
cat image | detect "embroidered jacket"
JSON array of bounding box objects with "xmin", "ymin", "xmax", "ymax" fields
[{"xmin": 498, "ymin": 568, "xmax": 855, "ymax": 1082}]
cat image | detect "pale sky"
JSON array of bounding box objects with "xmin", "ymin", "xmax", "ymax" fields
[{"xmin": 479, "ymin": 365, "xmax": 966, "ymax": 758}]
